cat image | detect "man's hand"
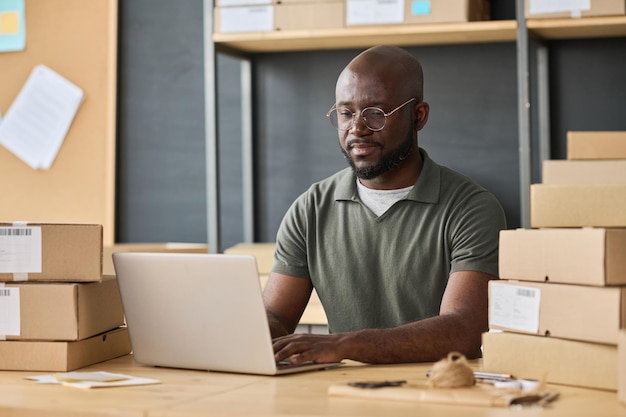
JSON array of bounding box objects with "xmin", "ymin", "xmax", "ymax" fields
[{"xmin": 272, "ymin": 333, "xmax": 350, "ymax": 364}]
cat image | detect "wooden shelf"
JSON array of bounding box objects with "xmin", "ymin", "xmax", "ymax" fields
[
  {"xmin": 528, "ymin": 16, "xmax": 626, "ymax": 40},
  {"xmin": 213, "ymin": 20, "xmax": 517, "ymax": 53}
]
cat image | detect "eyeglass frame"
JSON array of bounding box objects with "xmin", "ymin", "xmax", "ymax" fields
[{"xmin": 326, "ymin": 97, "xmax": 418, "ymax": 132}]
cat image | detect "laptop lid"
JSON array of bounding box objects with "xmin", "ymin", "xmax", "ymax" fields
[{"xmin": 113, "ymin": 252, "xmax": 340, "ymax": 375}]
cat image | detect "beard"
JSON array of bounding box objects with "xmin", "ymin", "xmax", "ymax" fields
[{"xmin": 341, "ymin": 134, "xmax": 415, "ymax": 180}]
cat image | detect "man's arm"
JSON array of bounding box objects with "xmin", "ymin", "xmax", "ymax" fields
[
  {"xmin": 263, "ymin": 272, "xmax": 313, "ymax": 338},
  {"xmin": 271, "ymin": 270, "xmax": 495, "ymax": 364}
]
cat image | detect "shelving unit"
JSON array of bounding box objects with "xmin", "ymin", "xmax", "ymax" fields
[
  {"xmin": 213, "ymin": 19, "xmax": 517, "ymax": 52},
  {"xmin": 203, "ymin": 0, "xmax": 626, "ymax": 253}
]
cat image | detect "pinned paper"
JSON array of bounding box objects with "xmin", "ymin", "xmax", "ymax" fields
[
  {"xmin": 0, "ymin": 65, "xmax": 84, "ymax": 169},
  {"xmin": 26, "ymin": 371, "xmax": 161, "ymax": 389},
  {"xmin": 0, "ymin": 0, "xmax": 25, "ymax": 52}
]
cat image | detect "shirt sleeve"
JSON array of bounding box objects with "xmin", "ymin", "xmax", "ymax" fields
[
  {"xmin": 448, "ymin": 190, "xmax": 507, "ymax": 277},
  {"xmin": 271, "ymin": 192, "xmax": 312, "ymax": 279}
]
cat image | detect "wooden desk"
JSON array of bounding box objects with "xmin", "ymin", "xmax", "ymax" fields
[{"xmin": 0, "ymin": 354, "xmax": 625, "ymax": 417}]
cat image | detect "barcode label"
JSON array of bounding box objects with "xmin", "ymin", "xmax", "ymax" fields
[
  {"xmin": 489, "ymin": 282, "xmax": 541, "ymax": 333},
  {"xmin": 0, "ymin": 289, "xmax": 11, "ymax": 297},
  {"xmin": 0, "ymin": 228, "xmax": 32, "ymax": 236},
  {"xmin": 516, "ymin": 288, "xmax": 536, "ymax": 298}
]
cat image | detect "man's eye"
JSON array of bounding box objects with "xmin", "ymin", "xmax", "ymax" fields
[
  {"xmin": 338, "ymin": 109, "xmax": 353, "ymax": 118},
  {"xmin": 364, "ymin": 108, "xmax": 385, "ymax": 118}
]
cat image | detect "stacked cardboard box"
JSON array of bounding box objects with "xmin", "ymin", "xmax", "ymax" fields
[
  {"xmin": 214, "ymin": 0, "xmax": 344, "ymax": 34},
  {"xmin": 213, "ymin": 0, "xmax": 491, "ymax": 34},
  {"xmin": 0, "ymin": 222, "xmax": 130, "ymax": 371},
  {"xmin": 482, "ymin": 131, "xmax": 626, "ymax": 391},
  {"xmin": 345, "ymin": 0, "xmax": 490, "ymax": 27},
  {"xmin": 525, "ymin": 0, "xmax": 626, "ymax": 19}
]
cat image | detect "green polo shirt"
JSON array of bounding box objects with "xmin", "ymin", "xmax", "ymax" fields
[{"xmin": 272, "ymin": 148, "xmax": 506, "ymax": 333}]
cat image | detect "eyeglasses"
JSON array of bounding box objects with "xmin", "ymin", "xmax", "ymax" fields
[{"xmin": 326, "ymin": 97, "xmax": 417, "ymax": 132}]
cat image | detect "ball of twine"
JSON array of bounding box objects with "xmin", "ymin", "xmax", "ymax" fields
[{"xmin": 427, "ymin": 352, "xmax": 475, "ymax": 388}]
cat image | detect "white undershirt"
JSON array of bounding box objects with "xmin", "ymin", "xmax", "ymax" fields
[{"xmin": 356, "ymin": 179, "xmax": 414, "ymax": 217}]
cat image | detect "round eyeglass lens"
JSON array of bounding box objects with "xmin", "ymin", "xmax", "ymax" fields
[
  {"xmin": 361, "ymin": 108, "xmax": 386, "ymax": 130},
  {"xmin": 329, "ymin": 107, "xmax": 387, "ymax": 131}
]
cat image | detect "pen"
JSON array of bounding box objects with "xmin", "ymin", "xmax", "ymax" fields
[
  {"xmin": 426, "ymin": 370, "xmax": 516, "ymax": 382},
  {"xmin": 473, "ymin": 371, "xmax": 515, "ymax": 381}
]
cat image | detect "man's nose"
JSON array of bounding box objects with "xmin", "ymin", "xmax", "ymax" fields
[{"xmin": 349, "ymin": 112, "xmax": 370, "ymax": 135}]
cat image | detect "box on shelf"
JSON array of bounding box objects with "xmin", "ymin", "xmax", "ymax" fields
[
  {"xmin": 346, "ymin": 0, "xmax": 490, "ymax": 27},
  {"xmin": 216, "ymin": 0, "xmax": 271, "ymax": 5},
  {"xmin": 499, "ymin": 228, "xmax": 626, "ymax": 286},
  {"xmin": 0, "ymin": 327, "xmax": 131, "ymax": 372},
  {"xmin": 0, "ymin": 223, "xmax": 102, "ymax": 282},
  {"xmin": 1, "ymin": 276, "xmax": 125, "ymax": 341},
  {"xmin": 567, "ymin": 131, "xmax": 626, "ymax": 160},
  {"xmin": 214, "ymin": 2, "xmax": 344, "ymax": 34},
  {"xmin": 542, "ymin": 159, "xmax": 626, "ymax": 184},
  {"xmin": 482, "ymin": 331, "xmax": 617, "ymax": 391},
  {"xmin": 525, "ymin": 0, "xmax": 626, "ymax": 19},
  {"xmin": 530, "ymin": 184, "xmax": 626, "ymax": 228},
  {"xmin": 103, "ymin": 243, "xmax": 209, "ymax": 276},
  {"xmin": 489, "ymin": 280, "xmax": 626, "ymax": 345}
]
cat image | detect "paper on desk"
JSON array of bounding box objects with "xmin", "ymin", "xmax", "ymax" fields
[
  {"xmin": 0, "ymin": 64, "xmax": 84, "ymax": 169},
  {"xmin": 26, "ymin": 371, "xmax": 161, "ymax": 389},
  {"xmin": 329, "ymin": 380, "xmax": 558, "ymax": 408}
]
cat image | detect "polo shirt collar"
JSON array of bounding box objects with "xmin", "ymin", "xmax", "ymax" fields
[{"xmin": 334, "ymin": 147, "xmax": 441, "ymax": 204}]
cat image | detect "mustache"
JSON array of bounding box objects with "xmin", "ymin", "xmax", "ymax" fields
[{"xmin": 346, "ymin": 139, "xmax": 382, "ymax": 148}]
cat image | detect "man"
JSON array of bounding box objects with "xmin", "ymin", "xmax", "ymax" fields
[{"xmin": 263, "ymin": 45, "xmax": 506, "ymax": 365}]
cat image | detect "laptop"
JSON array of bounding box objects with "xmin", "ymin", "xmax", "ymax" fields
[{"xmin": 112, "ymin": 252, "xmax": 342, "ymax": 375}]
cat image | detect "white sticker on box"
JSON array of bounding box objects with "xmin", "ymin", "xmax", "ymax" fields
[
  {"xmin": 0, "ymin": 286, "xmax": 20, "ymax": 337},
  {"xmin": 217, "ymin": 0, "xmax": 271, "ymax": 6},
  {"xmin": 218, "ymin": 6, "xmax": 273, "ymax": 33},
  {"xmin": 489, "ymin": 282, "xmax": 541, "ymax": 333},
  {"xmin": 347, "ymin": 0, "xmax": 404, "ymax": 25},
  {"xmin": 529, "ymin": 0, "xmax": 590, "ymax": 15},
  {"xmin": 0, "ymin": 226, "xmax": 43, "ymax": 274}
]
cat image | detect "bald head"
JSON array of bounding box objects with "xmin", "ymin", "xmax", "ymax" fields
[{"xmin": 342, "ymin": 45, "xmax": 424, "ymax": 102}]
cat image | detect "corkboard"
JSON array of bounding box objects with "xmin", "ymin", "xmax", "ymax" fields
[{"xmin": 0, "ymin": 0, "xmax": 117, "ymax": 244}]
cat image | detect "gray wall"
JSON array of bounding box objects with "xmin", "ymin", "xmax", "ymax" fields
[{"xmin": 116, "ymin": 0, "xmax": 626, "ymax": 249}]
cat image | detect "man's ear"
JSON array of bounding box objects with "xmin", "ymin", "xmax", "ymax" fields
[{"xmin": 415, "ymin": 102, "xmax": 429, "ymax": 131}]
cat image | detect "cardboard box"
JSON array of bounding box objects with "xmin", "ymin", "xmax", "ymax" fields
[
  {"xmin": 224, "ymin": 242, "xmax": 275, "ymax": 275},
  {"xmin": 530, "ymin": 184, "xmax": 626, "ymax": 228},
  {"xmin": 0, "ymin": 327, "xmax": 131, "ymax": 372},
  {"xmin": 104, "ymin": 243, "xmax": 209, "ymax": 276},
  {"xmin": 489, "ymin": 280, "xmax": 626, "ymax": 344},
  {"xmin": 214, "ymin": 2, "xmax": 344, "ymax": 34},
  {"xmin": 482, "ymin": 331, "xmax": 617, "ymax": 391},
  {"xmin": 567, "ymin": 131, "xmax": 626, "ymax": 160},
  {"xmin": 0, "ymin": 223, "xmax": 102, "ymax": 282},
  {"xmin": 499, "ymin": 228, "xmax": 626, "ymax": 286},
  {"xmin": 526, "ymin": 0, "xmax": 626, "ymax": 19},
  {"xmin": 275, "ymin": 2, "xmax": 344, "ymax": 30},
  {"xmin": 542, "ymin": 160, "xmax": 626, "ymax": 184},
  {"xmin": 619, "ymin": 330, "xmax": 626, "ymax": 404},
  {"xmin": 1, "ymin": 276, "xmax": 125, "ymax": 341},
  {"xmin": 346, "ymin": 0, "xmax": 489, "ymax": 27}
]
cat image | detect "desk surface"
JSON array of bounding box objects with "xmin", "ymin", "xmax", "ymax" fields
[{"xmin": 0, "ymin": 355, "xmax": 624, "ymax": 417}]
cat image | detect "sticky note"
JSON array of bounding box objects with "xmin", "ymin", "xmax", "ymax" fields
[
  {"xmin": 411, "ymin": 1, "xmax": 431, "ymax": 16},
  {"xmin": 0, "ymin": 11, "xmax": 19, "ymax": 34},
  {"xmin": 0, "ymin": 0, "xmax": 25, "ymax": 52}
]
